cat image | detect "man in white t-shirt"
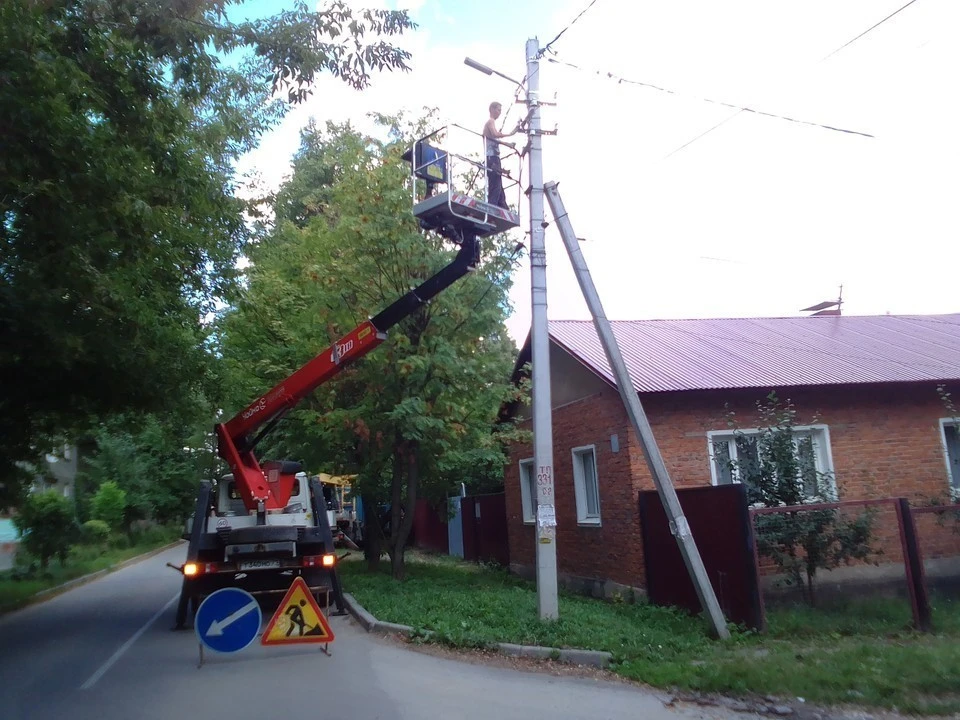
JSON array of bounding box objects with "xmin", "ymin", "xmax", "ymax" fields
[{"xmin": 482, "ymin": 101, "xmax": 519, "ymax": 209}]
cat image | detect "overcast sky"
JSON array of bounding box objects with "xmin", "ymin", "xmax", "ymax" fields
[{"xmin": 236, "ymin": 0, "xmax": 960, "ymax": 344}]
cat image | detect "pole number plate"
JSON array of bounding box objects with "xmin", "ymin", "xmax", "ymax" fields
[{"xmin": 537, "ymin": 465, "xmax": 553, "ymax": 499}]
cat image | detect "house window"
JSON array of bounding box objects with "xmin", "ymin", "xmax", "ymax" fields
[
  {"xmin": 707, "ymin": 425, "xmax": 835, "ymax": 500},
  {"xmin": 571, "ymin": 445, "xmax": 601, "ymax": 525},
  {"xmin": 939, "ymin": 420, "xmax": 960, "ymax": 499},
  {"xmin": 518, "ymin": 459, "xmax": 536, "ymax": 524}
]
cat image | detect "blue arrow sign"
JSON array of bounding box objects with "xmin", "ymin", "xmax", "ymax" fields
[{"xmin": 195, "ymin": 587, "xmax": 262, "ymax": 654}]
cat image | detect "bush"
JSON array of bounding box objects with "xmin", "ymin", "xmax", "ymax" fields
[
  {"xmin": 90, "ymin": 481, "xmax": 128, "ymax": 532},
  {"xmin": 129, "ymin": 521, "xmax": 173, "ymax": 547},
  {"xmin": 12, "ymin": 491, "xmax": 77, "ymax": 569},
  {"xmin": 80, "ymin": 519, "xmax": 111, "ymax": 545},
  {"xmin": 108, "ymin": 533, "xmax": 130, "ymax": 550}
]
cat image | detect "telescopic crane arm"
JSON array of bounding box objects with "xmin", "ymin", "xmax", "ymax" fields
[{"xmin": 217, "ymin": 234, "xmax": 480, "ymax": 512}]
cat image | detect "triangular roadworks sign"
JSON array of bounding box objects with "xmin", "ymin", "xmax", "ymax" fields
[{"xmin": 261, "ymin": 576, "xmax": 335, "ymax": 645}]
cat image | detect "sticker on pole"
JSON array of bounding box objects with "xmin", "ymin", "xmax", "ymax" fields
[
  {"xmin": 195, "ymin": 587, "xmax": 262, "ymax": 654},
  {"xmin": 261, "ymin": 576, "xmax": 335, "ymax": 646}
]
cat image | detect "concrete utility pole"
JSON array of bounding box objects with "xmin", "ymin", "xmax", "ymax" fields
[
  {"xmin": 526, "ymin": 37, "xmax": 559, "ymax": 621},
  {"xmin": 543, "ymin": 182, "xmax": 730, "ymax": 639}
]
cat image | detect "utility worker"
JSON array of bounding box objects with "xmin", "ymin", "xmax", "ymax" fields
[{"xmin": 483, "ymin": 101, "xmax": 520, "ymax": 209}]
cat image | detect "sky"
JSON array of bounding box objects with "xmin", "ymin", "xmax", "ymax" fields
[{"xmin": 233, "ymin": 0, "xmax": 960, "ymax": 344}]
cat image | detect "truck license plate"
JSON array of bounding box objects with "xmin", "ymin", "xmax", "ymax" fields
[{"xmin": 239, "ymin": 559, "xmax": 281, "ymax": 571}]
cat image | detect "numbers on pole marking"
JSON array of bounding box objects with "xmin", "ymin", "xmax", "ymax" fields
[{"xmin": 536, "ymin": 465, "xmax": 553, "ymax": 498}]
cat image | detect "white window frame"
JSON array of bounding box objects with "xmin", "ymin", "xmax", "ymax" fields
[
  {"xmin": 571, "ymin": 444, "xmax": 601, "ymax": 526},
  {"xmin": 518, "ymin": 458, "xmax": 536, "ymax": 524},
  {"xmin": 938, "ymin": 419, "xmax": 960, "ymax": 501},
  {"xmin": 706, "ymin": 424, "xmax": 837, "ymax": 499}
]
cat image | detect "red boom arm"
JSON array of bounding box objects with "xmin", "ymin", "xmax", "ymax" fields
[{"xmin": 217, "ymin": 234, "xmax": 480, "ymax": 512}]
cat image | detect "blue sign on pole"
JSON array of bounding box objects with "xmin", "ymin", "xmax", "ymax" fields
[{"xmin": 195, "ymin": 587, "xmax": 262, "ymax": 654}]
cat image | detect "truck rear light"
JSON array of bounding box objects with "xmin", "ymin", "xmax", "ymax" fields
[
  {"xmin": 301, "ymin": 554, "xmax": 337, "ymax": 568},
  {"xmin": 183, "ymin": 561, "xmax": 218, "ymax": 576}
]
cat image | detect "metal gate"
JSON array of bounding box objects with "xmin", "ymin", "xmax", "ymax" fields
[{"xmin": 638, "ymin": 483, "xmax": 763, "ymax": 630}]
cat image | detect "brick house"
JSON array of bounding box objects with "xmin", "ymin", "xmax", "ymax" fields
[{"xmin": 504, "ymin": 314, "xmax": 960, "ymax": 597}]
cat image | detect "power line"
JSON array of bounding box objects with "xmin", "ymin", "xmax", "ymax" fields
[
  {"xmin": 663, "ymin": 109, "xmax": 742, "ymax": 159},
  {"xmin": 822, "ymin": 0, "xmax": 921, "ymax": 61},
  {"xmin": 666, "ymin": 1, "xmax": 920, "ymax": 156},
  {"xmin": 547, "ymin": 56, "xmax": 875, "ymax": 139},
  {"xmin": 539, "ymin": 0, "xmax": 601, "ymax": 58}
]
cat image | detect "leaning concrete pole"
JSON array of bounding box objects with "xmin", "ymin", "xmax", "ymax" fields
[{"xmin": 543, "ymin": 181, "xmax": 729, "ymax": 639}]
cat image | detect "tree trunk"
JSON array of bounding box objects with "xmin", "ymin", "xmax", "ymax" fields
[
  {"xmin": 390, "ymin": 445, "xmax": 419, "ymax": 580},
  {"xmin": 362, "ymin": 492, "xmax": 384, "ymax": 572},
  {"xmin": 806, "ymin": 567, "xmax": 817, "ymax": 607},
  {"xmin": 385, "ymin": 448, "xmax": 404, "ymax": 577}
]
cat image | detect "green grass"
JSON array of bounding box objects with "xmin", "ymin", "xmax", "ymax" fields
[
  {"xmin": 0, "ymin": 527, "xmax": 181, "ymax": 614},
  {"xmin": 340, "ymin": 553, "xmax": 960, "ymax": 715}
]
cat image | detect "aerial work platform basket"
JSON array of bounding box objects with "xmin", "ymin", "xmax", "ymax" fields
[{"xmin": 404, "ymin": 124, "xmax": 521, "ymax": 242}]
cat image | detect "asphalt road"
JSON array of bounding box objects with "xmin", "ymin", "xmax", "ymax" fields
[{"xmin": 0, "ymin": 545, "xmax": 759, "ymax": 720}]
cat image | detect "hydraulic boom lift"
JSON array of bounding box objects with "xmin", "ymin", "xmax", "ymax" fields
[{"xmin": 174, "ymin": 128, "xmax": 520, "ymax": 629}]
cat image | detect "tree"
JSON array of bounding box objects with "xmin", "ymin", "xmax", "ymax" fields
[
  {"xmin": 77, "ymin": 409, "xmax": 218, "ymax": 526},
  {"xmin": 13, "ymin": 491, "xmax": 77, "ymax": 570},
  {"xmin": 722, "ymin": 393, "xmax": 875, "ymax": 605},
  {"xmin": 218, "ymin": 117, "xmax": 524, "ymax": 579},
  {"xmin": 0, "ymin": 0, "xmax": 414, "ymax": 501}
]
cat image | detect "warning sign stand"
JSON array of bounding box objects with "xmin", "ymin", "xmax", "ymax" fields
[{"xmin": 261, "ymin": 576, "xmax": 335, "ymax": 655}]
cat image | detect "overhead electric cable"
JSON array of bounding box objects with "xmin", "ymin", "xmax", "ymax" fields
[
  {"xmin": 547, "ymin": 56, "xmax": 874, "ymax": 138},
  {"xmin": 822, "ymin": 0, "xmax": 921, "ymax": 61},
  {"xmin": 539, "ymin": 0, "xmax": 601, "ymax": 58},
  {"xmin": 664, "ymin": 1, "xmax": 921, "ymax": 156}
]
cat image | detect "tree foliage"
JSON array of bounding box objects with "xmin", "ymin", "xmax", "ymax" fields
[
  {"xmin": 0, "ymin": 0, "xmax": 414, "ymax": 498},
  {"xmin": 13, "ymin": 491, "xmax": 77, "ymax": 570},
  {"xmin": 724, "ymin": 393, "xmax": 876, "ymax": 605},
  {"xmin": 77, "ymin": 410, "xmax": 218, "ymax": 526},
  {"xmin": 80, "ymin": 519, "xmax": 111, "ymax": 545},
  {"xmin": 218, "ymin": 116, "xmax": 523, "ymax": 578},
  {"xmin": 90, "ymin": 481, "xmax": 128, "ymax": 532}
]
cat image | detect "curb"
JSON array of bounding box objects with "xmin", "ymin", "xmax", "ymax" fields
[
  {"xmin": 342, "ymin": 592, "xmax": 611, "ymax": 669},
  {"xmin": 1, "ymin": 539, "xmax": 186, "ymax": 615}
]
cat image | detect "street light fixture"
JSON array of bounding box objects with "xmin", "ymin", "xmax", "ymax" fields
[{"xmin": 464, "ymin": 57, "xmax": 524, "ymax": 88}]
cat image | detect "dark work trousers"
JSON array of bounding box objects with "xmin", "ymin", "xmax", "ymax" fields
[{"xmin": 486, "ymin": 154, "xmax": 506, "ymax": 209}]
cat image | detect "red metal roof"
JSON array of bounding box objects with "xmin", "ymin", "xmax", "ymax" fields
[{"xmin": 547, "ymin": 314, "xmax": 960, "ymax": 393}]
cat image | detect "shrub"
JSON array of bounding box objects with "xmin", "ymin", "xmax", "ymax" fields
[
  {"xmin": 80, "ymin": 519, "xmax": 111, "ymax": 545},
  {"xmin": 724, "ymin": 393, "xmax": 876, "ymax": 606},
  {"xmin": 90, "ymin": 481, "xmax": 128, "ymax": 532},
  {"xmin": 12, "ymin": 491, "xmax": 77, "ymax": 569},
  {"xmin": 129, "ymin": 521, "xmax": 172, "ymax": 547}
]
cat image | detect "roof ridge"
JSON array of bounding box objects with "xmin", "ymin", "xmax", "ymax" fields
[{"xmin": 549, "ymin": 313, "xmax": 960, "ymax": 325}]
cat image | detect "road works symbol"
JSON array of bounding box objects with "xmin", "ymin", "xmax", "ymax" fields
[
  {"xmin": 195, "ymin": 587, "xmax": 262, "ymax": 654},
  {"xmin": 261, "ymin": 576, "xmax": 335, "ymax": 646}
]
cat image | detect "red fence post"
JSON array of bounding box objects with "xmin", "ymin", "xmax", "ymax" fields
[{"xmin": 895, "ymin": 498, "xmax": 932, "ymax": 632}]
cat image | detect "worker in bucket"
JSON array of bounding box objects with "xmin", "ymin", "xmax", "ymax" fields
[{"xmin": 483, "ymin": 101, "xmax": 520, "ymax": 209}]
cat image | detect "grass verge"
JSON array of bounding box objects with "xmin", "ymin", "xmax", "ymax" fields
[
  {"xmin": 0, "ymin": 527, "xmax": 182, "ymax": 614},
  {"xmin": 340, "ymin": 552, "xmax": 960, "ymax": 715}
]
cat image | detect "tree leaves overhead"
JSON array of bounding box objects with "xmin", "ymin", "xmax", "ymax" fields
[{"xmin": 0, "ymin": 0, "xmax": 414, "ymax": 495}]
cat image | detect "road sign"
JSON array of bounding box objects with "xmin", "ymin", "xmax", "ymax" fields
[
  {"xmin": 195, "ymin": 587, "xmax": 262, "ymax": 654},
  {"xmin": 261, "ymin": 577, "xmax": 335, "ymax": 646}
]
